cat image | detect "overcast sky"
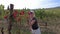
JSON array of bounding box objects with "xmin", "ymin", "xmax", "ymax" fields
[{"xmin": 0, "ymin": 0, "xmax": 60, "ymax": 9}]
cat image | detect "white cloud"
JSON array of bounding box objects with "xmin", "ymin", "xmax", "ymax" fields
[
  {"xmin": 0, "ymin": 0, "xmax": 43, "ymax": 9},
  {"xmin": 0, "ymin": 0, "xmax": 60, "ymax": 9}
]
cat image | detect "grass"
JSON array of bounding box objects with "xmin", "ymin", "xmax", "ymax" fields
[
  {"xmin": 0, "ymin": 8, "xmax": 60, "ymax": 34},
  {"xmin": 41, "ymin": 31, "xmax": 56, "ymax": 34}
]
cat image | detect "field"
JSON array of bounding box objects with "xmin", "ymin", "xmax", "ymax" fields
[{"xmin": 0, "ymin": 8, "xmax": 60, "ymax": 34}]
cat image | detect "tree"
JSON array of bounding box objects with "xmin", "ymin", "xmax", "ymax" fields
[{"xmin": 0, "ymin": 4, "xmax": 4, "ymax": 20}]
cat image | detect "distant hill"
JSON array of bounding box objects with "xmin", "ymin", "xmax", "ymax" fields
[
  {"xmin": 54, "ymin": 6, "xmax": 60, "ymax": 8},
  {"xmin": 44, "ymin": 6, "xmax": 60, "ymax": 10}
]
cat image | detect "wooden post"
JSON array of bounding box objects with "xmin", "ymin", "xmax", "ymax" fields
[
  {"xmin": 1, "ymin": 27, "xmax": 4, "ymax": 34},
  {"xmin": 8, "ymin": 4, "xmax": 14, "ymax": 34}
]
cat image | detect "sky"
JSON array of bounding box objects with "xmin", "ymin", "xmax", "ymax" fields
[{"xmin": 0, "ymin": 0, "xmax": 60, "ymax": 9}]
